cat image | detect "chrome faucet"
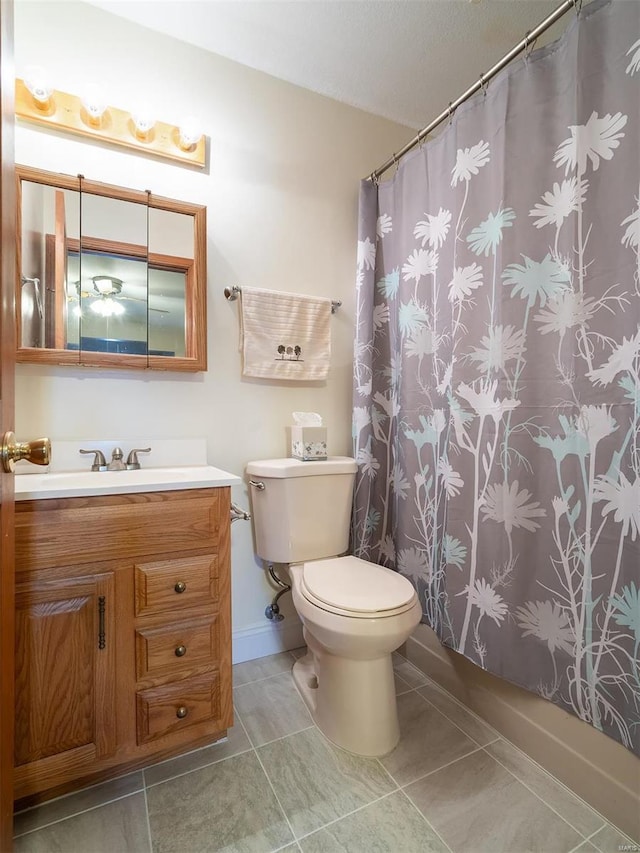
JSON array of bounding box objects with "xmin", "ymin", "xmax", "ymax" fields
[
  {"xmin": 79, "ymin": 446, "xmax": 151, "ymax": 471},
  {"xmin": 107, "ymin": 447, "xmax": 126, "ymax": 471}
]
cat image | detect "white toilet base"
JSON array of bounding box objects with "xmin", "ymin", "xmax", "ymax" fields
[{"xmin": 292, "ymin": 633, "xmax": 400, "ymax": 757}]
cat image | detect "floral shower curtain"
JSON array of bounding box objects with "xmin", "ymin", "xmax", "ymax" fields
[{"xmin": 353, "ymin": 0, "xmax": 640, "ymax": 755}]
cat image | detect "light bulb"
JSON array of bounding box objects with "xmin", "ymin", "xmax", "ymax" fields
[
  {"xmin": 91, "ymin": 298, "xmax": 124, "ymax": 317},
  {"xmin": 24, "ymin": 65, "xmax": 54, "ymax": 107},
  {"xmin": 132, "ymin": 109, "xmax": 155, "ymax": 139},
  {"xmin": 81, "ymin": 85, "xmax": 108, "ymax": 124},
  {"xmin": 72, "ymin": 305, "xmax": 82, "ymax": 318},
  {"xmin": 178, "ymin": 116, "xmax": 202, "ymax": 149}
]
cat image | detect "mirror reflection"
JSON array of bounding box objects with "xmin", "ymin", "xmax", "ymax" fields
[{"xmin": 17, "ymin": 166, "xmax": 206, "ymax": 371}]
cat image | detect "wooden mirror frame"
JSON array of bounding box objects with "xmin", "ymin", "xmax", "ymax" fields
[{"xmin": 16, "ymin": 165, "xmax": 207, "ymax": 371}]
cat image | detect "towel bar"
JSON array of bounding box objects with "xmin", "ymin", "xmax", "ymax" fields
[{"xmin": 224, "ymin": 285, "xmax": 341, "ymax": 314}]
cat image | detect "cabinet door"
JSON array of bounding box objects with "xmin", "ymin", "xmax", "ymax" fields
[{"xmin": 14, "ymin": 571, "xmax": 116, "ymax": 772}]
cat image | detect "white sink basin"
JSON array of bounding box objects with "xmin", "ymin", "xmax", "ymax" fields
[{"xmin": 15, "ymin": 465, "xmax": 241, "ymax": 500}]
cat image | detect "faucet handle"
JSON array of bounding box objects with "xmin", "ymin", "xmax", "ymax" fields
[
  {"xmin": 126, "ymin": 447, "xmax": 151, "ymax": 470},
  {"xmin": 79, "ymin": 449, "xmax": 108, "ymax": 472}
]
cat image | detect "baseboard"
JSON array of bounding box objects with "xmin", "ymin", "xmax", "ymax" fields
[
  {"xmin": 404, "ymin": 624, "xmax": 640, "ymax": 843},
  {"xmin": 232, "ymin": 617, "xmax": 304, "ymax": 664}
]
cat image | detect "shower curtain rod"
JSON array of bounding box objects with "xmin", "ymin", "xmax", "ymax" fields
[{"xmin": 369, "ymin": 0, "xmax": 579, "ymax": 181}]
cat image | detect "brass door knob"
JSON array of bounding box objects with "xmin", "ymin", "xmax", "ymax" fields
[
  {"xmin": 174, "ymin": 581, "xmax": 187, "ymax": 594},
  {"xmin": 176, "ymin": 706, "xmax": 188, "ymax": 719},
  {"xmin": 175, "ymin": 645, "xmax": 187, "ymax": 657},
  {"xmin": 1, "ymin": 432, "xmax": 51, "ymax": 473}
]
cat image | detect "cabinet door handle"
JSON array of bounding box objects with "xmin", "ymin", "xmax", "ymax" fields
[
  {"xmin": 175, "ymin": 645, "xmax": 187, "ymax": 657},
  {"xmin": 98, "ymin": 596, "xmax": 106, "ymax": 650},
  {"xmin": 174, "ymin": 581, "xmax": 187, "ymax": 594},
  {"xmin": 176, "ymin": 706, "xmax": 188, "ymax": 719}
]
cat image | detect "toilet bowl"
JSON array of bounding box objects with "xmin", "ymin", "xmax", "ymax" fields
[
  {"xmin": 246, "ymin": 457, "xmax": 422, "ymax": 757},
  {"xmin": 290, "ymin": 556, "xmax": 421, "ymax": 756}
]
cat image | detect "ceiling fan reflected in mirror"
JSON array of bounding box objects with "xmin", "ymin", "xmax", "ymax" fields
[{"xmin": 68, "ymin": 274, "xmax": 169, "ymax": 317}]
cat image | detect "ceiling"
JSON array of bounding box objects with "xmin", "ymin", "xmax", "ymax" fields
[{"xmin": 84, "ymin": 0, "xmax": 573, "ymax": 130}]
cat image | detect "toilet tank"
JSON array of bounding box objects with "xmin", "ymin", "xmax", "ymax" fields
[{"xmin": 246, "ymin": 457, "xmax": 358, "ymax": 564}]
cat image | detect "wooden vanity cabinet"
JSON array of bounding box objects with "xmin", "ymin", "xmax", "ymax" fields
[{"xmin": 13, "ymin": 487, "xmax": 232, "ymax": 803}]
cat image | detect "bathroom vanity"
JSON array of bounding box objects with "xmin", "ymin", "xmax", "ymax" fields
[{"xmin": 13, "ymin": 466, "xmax": 238, "ymax": 805}]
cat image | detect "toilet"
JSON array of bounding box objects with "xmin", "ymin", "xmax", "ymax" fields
[{"xmin": 246, "ymin": 456, "xmax": 421, "ymax": 757}]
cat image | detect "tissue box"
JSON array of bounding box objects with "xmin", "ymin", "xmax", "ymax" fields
[{"xmin": 291, "ymin": 426, "xmax": 327, "ymax": 461}]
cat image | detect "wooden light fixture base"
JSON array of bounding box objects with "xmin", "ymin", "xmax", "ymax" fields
[{"xmin": 15, "ymin": 79, "xmax": 206, "ymax": 169}]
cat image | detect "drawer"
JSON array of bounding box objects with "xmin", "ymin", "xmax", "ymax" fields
[
  {"xmin": 16, "ymin": 489, "xmax": 224, "ymax": 572},
  {"xmin": 135, "ymin": 615, "xmax": 219, "ymax": 680},
  {"xmin": 136, "ymin": 672, "xmax": 220, "ymax": 744},
  {"xmin": 135, "ymin": 554, "xmax": 218, "ymax": 617}
]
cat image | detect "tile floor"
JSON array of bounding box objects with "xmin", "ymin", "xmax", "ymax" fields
[{"xmin": 13, "ymin": 649, "xmax": 639, "ymax": 853}]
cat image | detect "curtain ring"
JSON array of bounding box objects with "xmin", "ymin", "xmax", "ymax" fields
[
  {"xmin": 524, "ymin": 30, "xmax": 537, "ymax": 62},
  {"xmin": 447, "ymin": 102, "xmax": 454, "ymax": 125},
  {"xmin": 479, "ymin": 72, "xmax": 487, "ymax": 97},
  {"xmin": 415, "ymin": 132, "xmax": 424, "ymax": 150},
  {"xmin": 392, "ymin": 152, "xmax": 399, "ymax": 174},
  {"xmin": 573, "ymin": 0, "xmax": 583, "ymax": 16}
]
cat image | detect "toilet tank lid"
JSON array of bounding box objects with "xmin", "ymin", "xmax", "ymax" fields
[{"xmin": 246, "ymin": 457, "xmax": 357, "ymax": 478}]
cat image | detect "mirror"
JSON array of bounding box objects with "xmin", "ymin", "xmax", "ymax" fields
[{"xmin": 17, "ymin": 166, "xmax": 207, "ymax": 371}]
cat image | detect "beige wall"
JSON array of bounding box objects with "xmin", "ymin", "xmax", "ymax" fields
[
  {"xmin": 13, "ymin": 1, "xmax": 413, "ymax": 656},
  {"xmin": 405, "ymin": 624, "xmax": 640, "ymax": 842}
]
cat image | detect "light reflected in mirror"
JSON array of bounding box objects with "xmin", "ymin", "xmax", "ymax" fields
[
  {"xmin": 20, "ymin": 181, "xmax": 79, "ymax": 350},
  {"xmin": 17, "ymin": 166, "xmax": 206, "ymax": 371}
]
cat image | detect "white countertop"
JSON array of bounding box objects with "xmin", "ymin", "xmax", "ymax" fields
[{"xmin": 15, "ymin": 465, "xmax": 241, "ymax": 501}]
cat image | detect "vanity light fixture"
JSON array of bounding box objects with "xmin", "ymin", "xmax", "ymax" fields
[{"xmin": 15, "ymin": 73, "xmax": 206, "ymax": 168}]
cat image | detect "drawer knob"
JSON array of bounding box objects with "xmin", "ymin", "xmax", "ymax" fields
[
  {"xmin": 176, "ymin": 706, "xmax": 189, "ymax": 719},
  {"xmin": 175, "ymin": 645, "xmax": 187, "ymax": 658},
  {"xmin": 174, "ymin": 581, "xmax": 187, "ymax": 594}
]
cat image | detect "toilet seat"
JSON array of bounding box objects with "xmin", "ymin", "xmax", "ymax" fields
[{"xmin": 299, "ymin": 556, "xmax": 418, "ymax": 619}]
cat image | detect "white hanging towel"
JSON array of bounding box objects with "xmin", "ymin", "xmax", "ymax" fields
[{"xmin": 240, "ymin": 287, "xmax": 332, "ymax": 380}]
